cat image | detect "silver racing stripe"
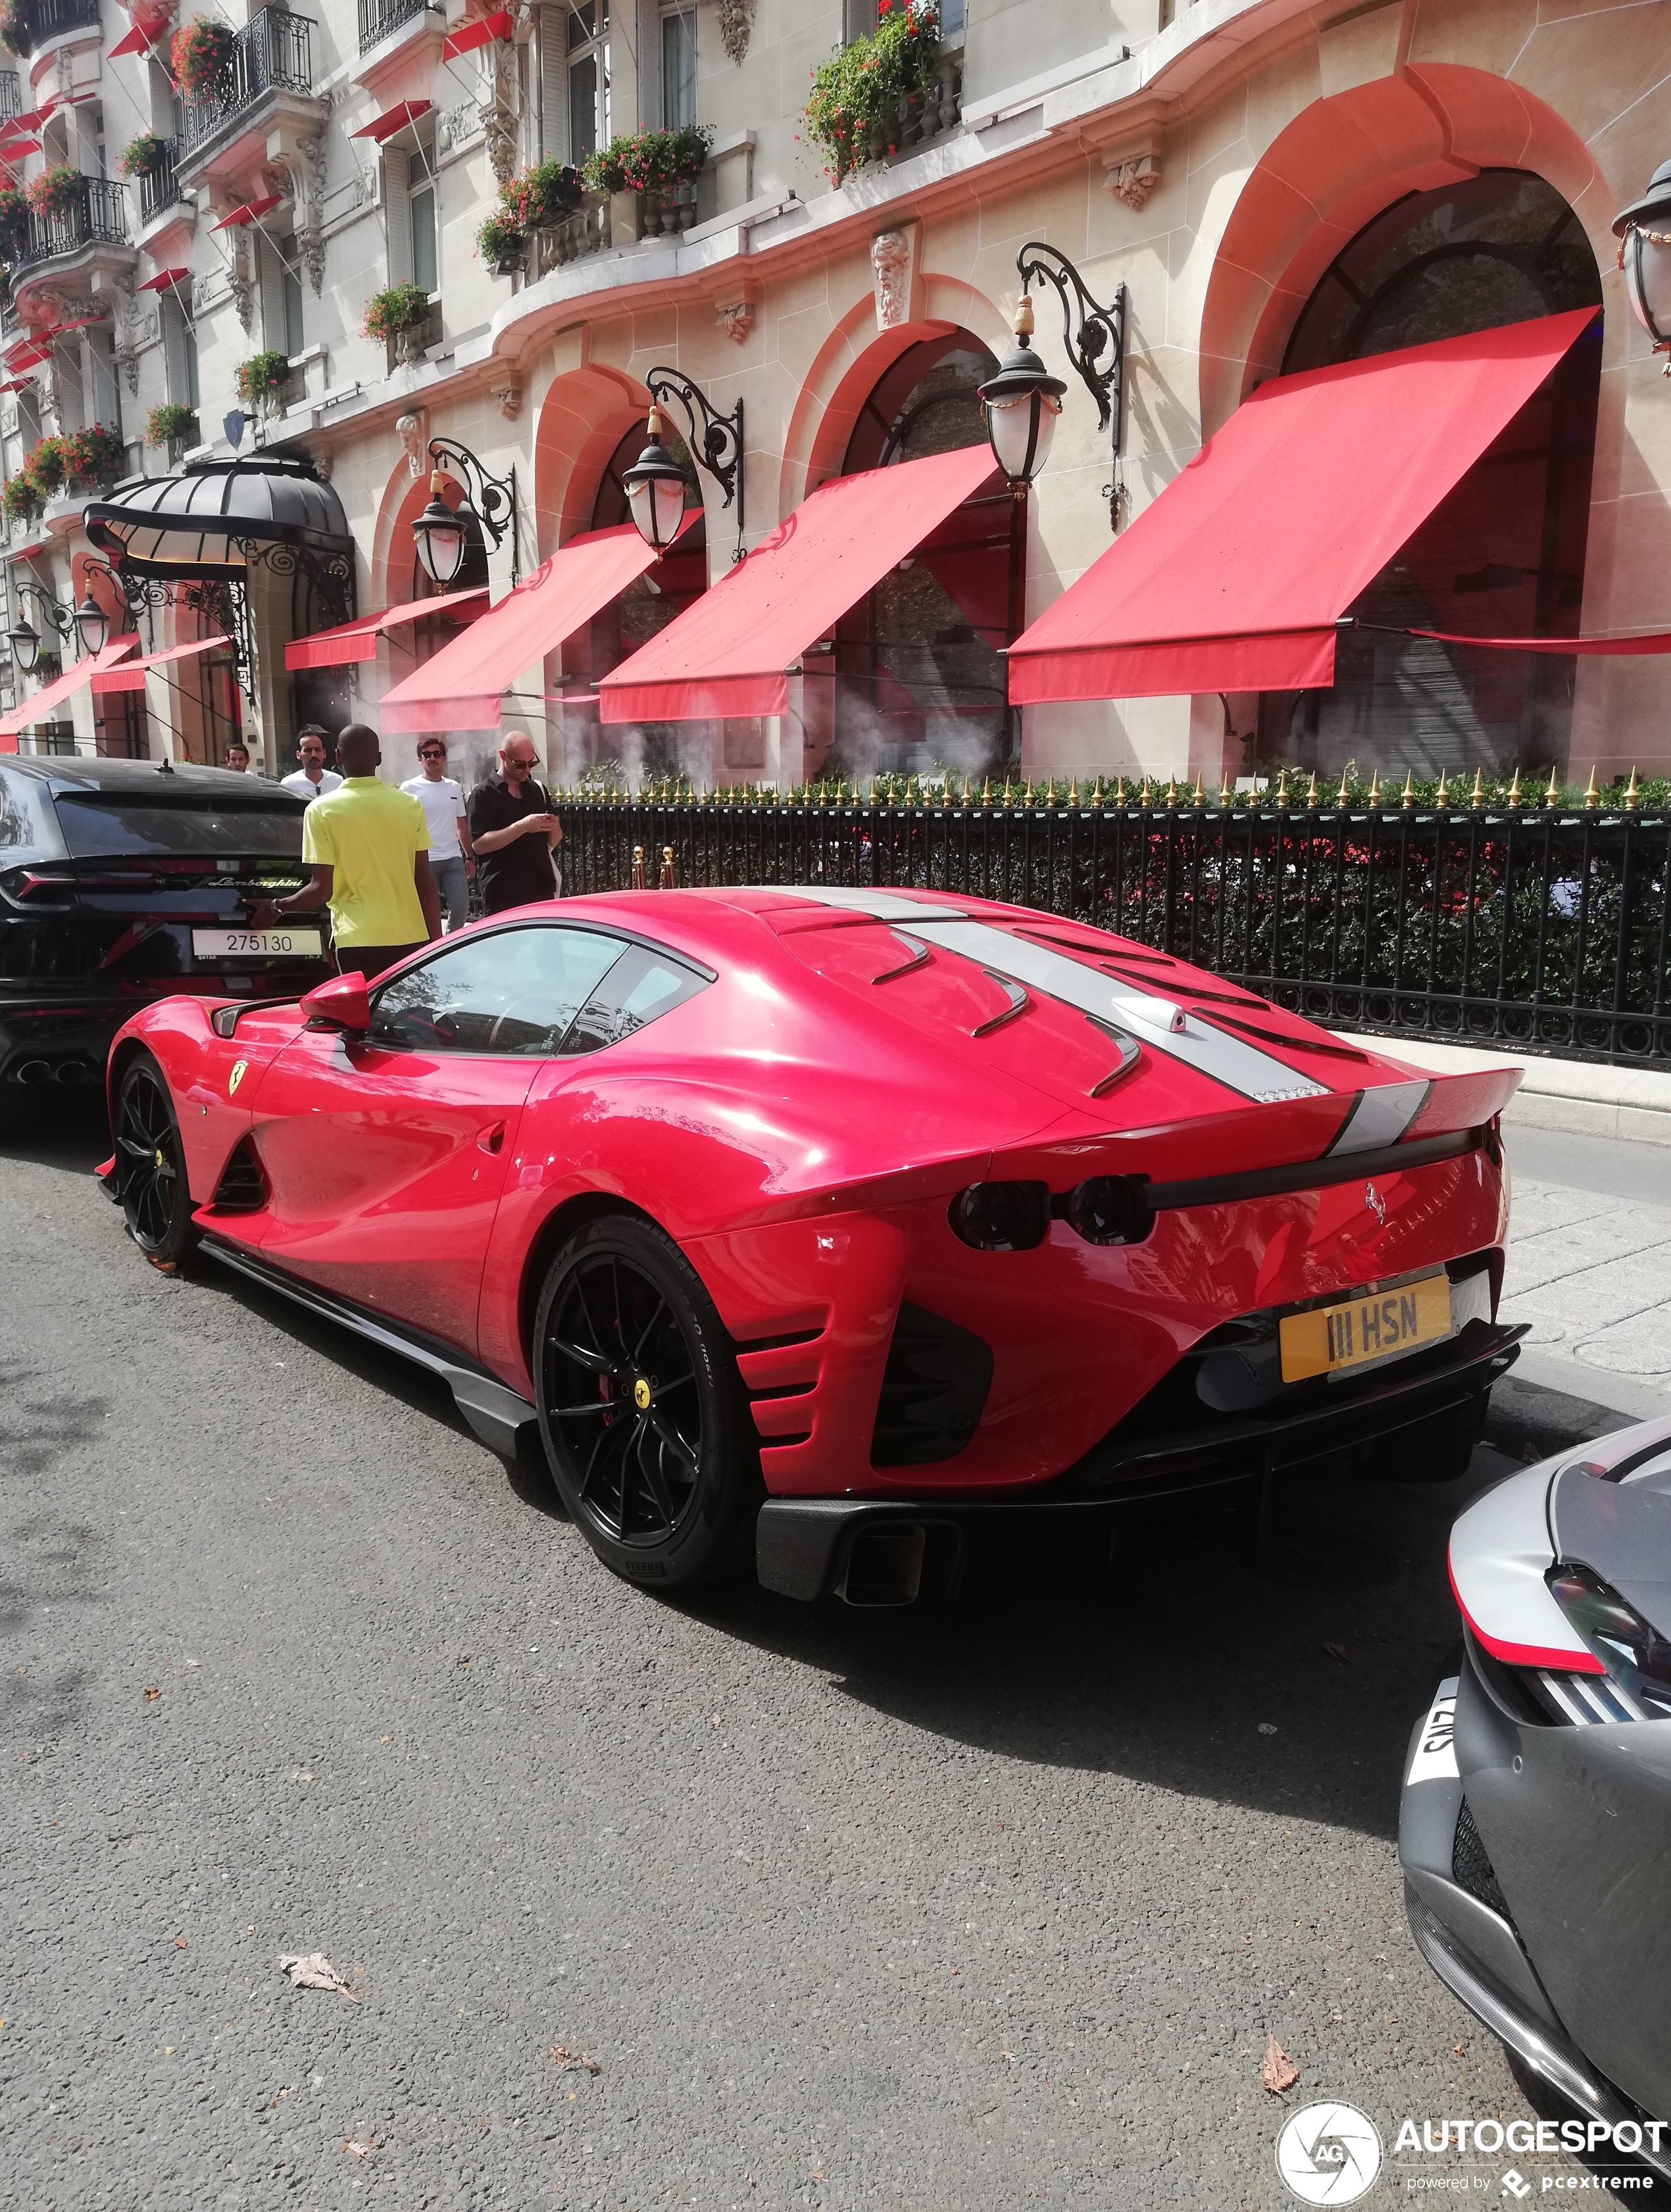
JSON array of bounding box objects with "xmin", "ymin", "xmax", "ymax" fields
[{"xmin": 780, "ymin": 887, "xmax": 1330, "ymax": 1104}]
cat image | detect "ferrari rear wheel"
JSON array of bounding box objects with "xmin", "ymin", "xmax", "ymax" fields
[
  {"xmin": 115, "ymin": 1053, "xmax": 199, "ymax": 1274},
  {"xmin": 534, "ymin": 1216, "xmax": 760, "ymax": 1589}
]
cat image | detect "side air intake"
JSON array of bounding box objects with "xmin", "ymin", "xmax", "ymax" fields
[
  {"xmin": 870, "ymin": 1303, "xmax": 992, "ymax": 1467},
  {"xmin": 210, "ymin": 1139, "xmax": 268, "ymax": 1213}
]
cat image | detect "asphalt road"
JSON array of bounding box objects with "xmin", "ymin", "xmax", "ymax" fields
[{"xmin": 2, "ymin": 1102, "xmax": 1660, "ymax": 2211}]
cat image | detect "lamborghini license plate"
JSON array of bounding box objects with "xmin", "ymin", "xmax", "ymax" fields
[
  {"xmin": 1279, "ymin": 1273, "xmax": 1451, "ymax": 1383},
  {"xmin": 191, "ymin": 927, "xmax": 323, "ymax": 960}
]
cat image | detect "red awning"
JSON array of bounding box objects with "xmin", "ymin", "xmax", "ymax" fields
[
  {"xmin": 284, "ymin": 587, "xmax": 487, "ymax": 672},
  {"xmin": 1404, "ymin": 624, "xmax": 1671, "ymax": 656},
  {"xmin": 1005, "ymin": 310, "xmax": 1603, "ymax": 706},
  {"xmin": 381, "ymin": 526, "xmax": 663, "ymax": 732},
  {"xmin": 351, "ymin": 97, "xmax": 434, "ymax": 141},
  {"xmin": 443, "ymin": 9, "xmax": 512, "ymax": 57},
  {"xmin": 108, "ymin": 22, "xmax": 153, "ymax": 54},
  {"xmin": 0, "ymin": 139, "xmax": 41, "ymax": 161},
  {"xmin": 212, "ymin": 193, "xmax": 284, "ymax": 231},
  {"xmin": 599, "ymin": 444, "xmax": 999, "ymax": 724},
  {"xmin": 38, "ymin": 314, "xmax": 105, "ymax": 342},
  {"xmin": 0, "ymin": 638, "xmax": 139, "ymax": 737},
  {"xmin": 90, "ymin": 633, "xmax": 230, "ymax": 695},
  {"xmin": 136, "ymin": 265, "xmax": 190, "ymax": 292}
]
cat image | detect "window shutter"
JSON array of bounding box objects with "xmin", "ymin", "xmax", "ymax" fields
[
  {"xmin": 539, "ymin": 6, "xmax": 565, "ymax": 162},
  {"xmin": 384, "ymin": 145, "xmax": 412, "ymax": 283}
]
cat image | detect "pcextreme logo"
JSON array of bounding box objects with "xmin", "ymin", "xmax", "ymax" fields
[{"xmin": 1276, "ymin": 2103, "xmax": 1384, "ymax": 2204}]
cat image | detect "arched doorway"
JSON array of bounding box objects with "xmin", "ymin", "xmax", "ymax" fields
[
  {"xmin": 1260, "ymin": 169, "xmax": 1603, "ymax": 779},
  {"xmin": 832, "ymin": 328, "xmax": 1016, "ymax": 781}
]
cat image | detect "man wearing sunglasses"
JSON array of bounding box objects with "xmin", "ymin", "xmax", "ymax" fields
[
  {"xmin": 466, "ymin": 731, "xmax": 563, "ymax": 916},
  {"xmin": 400, "ymin": 739, "xmax": 476, "ymax": 932}
]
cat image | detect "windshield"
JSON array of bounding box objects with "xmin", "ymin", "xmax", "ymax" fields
[{"xmin": 52, "ymin": 795, "xmax": 307, "ymax": 859}]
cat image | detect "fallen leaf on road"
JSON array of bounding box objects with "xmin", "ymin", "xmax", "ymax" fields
[
  {"xmin": 343, "ymin": 2136, "xmax": 376, "ymax": 2158},
  {"xmin": 143, "ymin": 1687, "xmax": 161, "ymax": 1700},
  {"xmin": 278, "ymin": 1954, "xmax": 359, "ymax": 2002},
  {"xmin": 1454, "ymin": 2043, "xmax": 1466, "ymax": 2057},
  {"xmin": 1322, "ymin": 1641, "xmax": 1351, "ymax": 1665},
  {"xmin": 1261, "ymin": 2034, "xmax": 1299, "ymax": 2096},
  {"xmin": 551, "ymin": 2044, "xmax": 599, "ymax": 2075},
  {"xmin": 173, "ymin": 1937, "xmax": 187, "ymax": 1950}
]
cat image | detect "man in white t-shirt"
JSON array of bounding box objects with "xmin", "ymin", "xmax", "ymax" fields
[
  {"xmin": 280, "ymin": 727, "xmax": 343, "ymax": 803},
  {"xmin": 399, "ymin": 737, "xmax": 476, "ymax": 931}
]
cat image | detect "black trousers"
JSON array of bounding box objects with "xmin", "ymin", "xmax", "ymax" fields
[{"xmin": 335, "ymin": 943, "xmax": 423, "ymax": 981}]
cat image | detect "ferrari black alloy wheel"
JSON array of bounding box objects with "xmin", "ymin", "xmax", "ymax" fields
[
  {"xmin": 534, "ymin": 1216, "xmax": 760, "ymax": 1588},
  {"xmin": 116, "ymin": 1054, "xmax": 199, "ymax": 1273}
]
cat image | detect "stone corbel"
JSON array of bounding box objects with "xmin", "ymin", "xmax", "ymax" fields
[
  {"xmin": 870, "ymin": 226, "xmax": 918, "ymax": 333},
  {"xmin": 716, "ymin": 0, "xmax": 755, "ymax": 64},
  {"xmin": 714, "ymin": 283, "xmax": 757, "ymax": 344},
  {"xmin": 397, "ymin": 407, "xmax": 429, "ymax": 477},
  {"xmin": 480, "ymin": 22, "xmax": 524, "ymax": 191},
  {"xmin": 489, "ymin": 381, "xmax": 522, "ymax": 421},
  {"xmin": 266, "ymin": 133, "xmax": 328, "ymax": 295},
  {"xmin": 1100, "ymin": 120, "xmax": 1164, "ymax": 214}
]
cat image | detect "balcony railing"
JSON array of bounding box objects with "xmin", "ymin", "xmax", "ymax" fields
[
  {"xmin": 0, "ymin": 71, "xmax": 19, "ymax": 123},
  {"xmin": 358, "ymin": 0, "xmax": 430, "ymax": 55},
  {"xmin": 137, "ymin": 139, "xmax": 187, "ymax": 226},
  {"xmin": 14, "ymin": 176, "xmax": 128, "ymax": 275},
  {"xmin": 178, "ymin": 8, "xmax": 315, "ymax": 162},
  {"xmin": 6, "ymin": 0, "xmax": 100, "ymax": 57}
]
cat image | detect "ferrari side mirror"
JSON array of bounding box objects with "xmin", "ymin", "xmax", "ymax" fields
[{"xmin": 300, "ymin": 973, "xmax": 372, "ymax": 1033}]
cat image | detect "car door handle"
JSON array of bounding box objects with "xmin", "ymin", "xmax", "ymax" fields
[{"xmin": 478, "ymin": 1121, "xmax": 507, "ymax": 1154}]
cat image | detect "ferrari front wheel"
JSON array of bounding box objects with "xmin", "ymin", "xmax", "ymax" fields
[
  {"xmin": 115, "ymin": 1052, "xmax": 199, "ymax": 1273},
  {"xmin": 534, "ymin": 1216, "xmax": 760, "ymax": 1589}
]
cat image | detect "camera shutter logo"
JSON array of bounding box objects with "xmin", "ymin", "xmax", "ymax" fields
[{"xmin": 1275, "ymin": 2102, "xmax": 1383, "ymax": 2205}]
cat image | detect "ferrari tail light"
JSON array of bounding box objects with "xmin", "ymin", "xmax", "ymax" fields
[
  {"xmin": 1065, "ymin": 1174, "xmax": 1151, "ymax": 1246},
  {"xmin": 949, "ymin": 1181, "xmax": 1050, "ymax": 1252},
  {"xmin": 1547, "ymin": 1562, "xmax": 1671, "ymax": 1717}
]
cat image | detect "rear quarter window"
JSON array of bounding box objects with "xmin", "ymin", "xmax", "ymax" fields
[
  {"xmin": 564, "ymin": 942, "xmax": 711, "ymax": 1054},
  {"xmin": 51, "ymin": 796, "xmax": 306, "ymax": 858}
]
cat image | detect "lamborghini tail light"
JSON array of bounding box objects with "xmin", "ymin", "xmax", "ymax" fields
[
  {"xmin": 1547, "ymin": 1561, "xmax": 1671, "ymax": 1718},
  {"xmin": 948, "ymin": 1181, "xmax": 1049, "ymax": 1252}
]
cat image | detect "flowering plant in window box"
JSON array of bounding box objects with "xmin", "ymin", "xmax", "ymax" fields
[
  {"xmin": 22, "ymin": 435, "xmax": 66, "ymax": 498},
  {"xmin": 582, "ymin": 125, "xmax": 709, "ymax": 197},
  {"xmin": 236, "ymin": 349, "xmax": 291, "ymax": 406},
  {"xmin": 146, "ymin": 401, "xmax": 197, "ymax": 449},
  {"xmin": 26, "ymin": 166, "xmax": 84, "ymax": 218},
  {"xmin": 476, "ymin": 210, "xmax": 523, "ymax": 272},
  {"xmin": 170, "ymin": 15, "xmax": 236, "ymax": 93},
  {"xmin": 0, "ymin": 183, "xmax": 27, "ymax": 256},
  {"xmin": 119, "ymin": 132, "xmax": 170, "ymax": 180},
  {"xmin": 61, "ymin": 424, "xmax": 124, "ymax": 487},
  {"xmin": 362, "ymin": 282, "xmax": 430, "ymax": 343},
  {"xmin": 498, "ymin": 159, "xmax": 584, "ymax": 232},
  {"xmin": 803, "ymin": 0, "xmax": 938, "ymax": 184},
  {"xmin": 2, "ymin": 472, "xmax": 42, "ymax": 524}
]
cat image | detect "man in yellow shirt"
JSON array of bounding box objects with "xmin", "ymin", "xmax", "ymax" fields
[{"xmin": 252, "ymin": 724, "xmax": 440, "ymax": 979}]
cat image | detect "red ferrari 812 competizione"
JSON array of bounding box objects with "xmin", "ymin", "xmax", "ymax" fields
[{"xmin": 100, "ymin": 886, "xmax": 1524, "ymax": 1604}]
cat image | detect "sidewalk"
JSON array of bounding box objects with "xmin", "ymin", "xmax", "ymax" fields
[
  {"xmin": 1335, "ymin": 1029, "xmax": 1671, "ymax": 1447},
  {"xmin": 1334, "ymin": 1029, "xmax": 1671, "ymax": 1146}
]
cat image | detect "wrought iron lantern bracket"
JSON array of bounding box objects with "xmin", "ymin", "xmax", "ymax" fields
[
  {"xmin": 425, "ymin": 435, "xmax": 520, "ymax": 583},
  {"xmin": 1014, "ymin": 241, "xmax": 1128, "ymax": 528},
  {"xmin": 645, "ymin": 366, "xmax": 745, "ymax": 557}
]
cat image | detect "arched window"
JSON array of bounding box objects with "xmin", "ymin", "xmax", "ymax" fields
[
  {"xmin": 834, "ymin": 329, "xmax": 1016, "ymax": 780},
  {"xmin": 1264, "ymin": 169, "xmax": 1603, "ymax": 781}
]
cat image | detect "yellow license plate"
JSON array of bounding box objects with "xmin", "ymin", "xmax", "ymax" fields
[{"xmin": 1279, "ymin": 1274, "xmax": 1451, "ymax": 1382}]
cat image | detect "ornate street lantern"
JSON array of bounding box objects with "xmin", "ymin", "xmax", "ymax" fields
[
  {"xmin": 977, "ymin": 296, "xmax": 1068, "ymax": 495},
  {"xmin": 411, "ymin": 470, "xmax": 470, "ymax": 587},
  {"xmin": 1613, "ymin": 159, "xmax": 1671, "ymax": 367},
  {"xmin": 620, "ymin": 406, "xmax": 691, "ymax": 557}
]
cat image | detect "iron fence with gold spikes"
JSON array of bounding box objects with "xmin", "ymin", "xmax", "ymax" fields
[{"xmin": 549, "ymin": 784, "xmax": 1671, "ymax": 1066}]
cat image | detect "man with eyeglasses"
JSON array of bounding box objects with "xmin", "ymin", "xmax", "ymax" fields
[
  {"xmin": 400, "ymin": 738, "xmax": 476, "ymax": 932},
  {"xmin": 466, "ymin": 731, "xmax": 563, "ymax": 915}
]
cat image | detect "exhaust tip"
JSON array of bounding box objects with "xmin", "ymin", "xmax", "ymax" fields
[
  {"xmin": 53, "ymin": 1058, "xmax": 93, "ymax": 1085},
  {"xmin": 14, "ymin": 1058, "xmax": 51, "ymax": 1085},
  {"xmin": 834, "ymin": 1525, "xmax": 926, "ymax": 1608}
]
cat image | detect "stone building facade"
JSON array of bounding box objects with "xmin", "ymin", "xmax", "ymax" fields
[{"xmin": 0, "ymin": 0, "xmax": 1664, "ymax": 789}]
